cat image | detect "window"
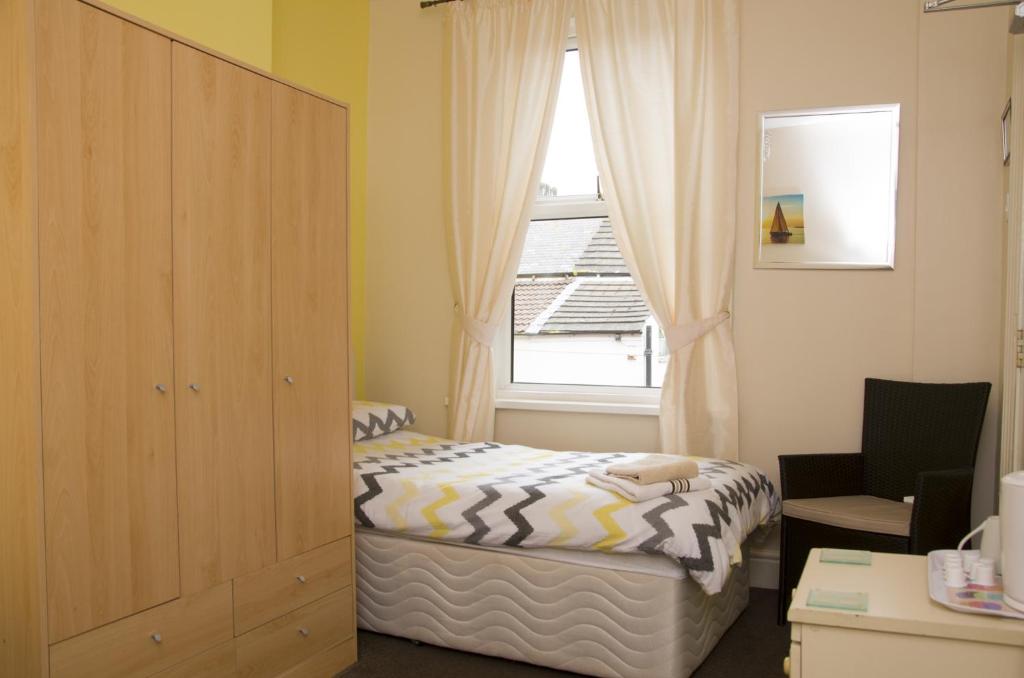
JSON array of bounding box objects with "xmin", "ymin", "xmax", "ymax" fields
[{"xmin": 496, "ymin": 49, "xmax": 665, "ymax": 414}]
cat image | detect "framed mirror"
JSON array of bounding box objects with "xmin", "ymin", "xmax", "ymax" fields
[{"xmin": 756, "ymin": 104, "xmax": 900, "ymax": 269}]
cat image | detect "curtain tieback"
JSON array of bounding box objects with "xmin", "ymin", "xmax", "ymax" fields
[
  {"xmin": 459, "ymin": 311, "xmax": 499, "ymax": 347},
  {"xmin": 664, "ymin": 311, "xmax": 730, "ymax": 354}
]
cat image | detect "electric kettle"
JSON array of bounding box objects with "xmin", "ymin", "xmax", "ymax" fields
[{"xmin": 999, "ymin": 471, "xmax": 1024, "ymax": 612}]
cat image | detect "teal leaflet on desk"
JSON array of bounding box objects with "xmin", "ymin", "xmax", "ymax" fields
[
  {"xmin": 807, "ymin": 588, "xmax": 869, "ymax": 612},
  {"xmin": 820, "ymin": 548, "xmax": 872, "ymax": 566}
]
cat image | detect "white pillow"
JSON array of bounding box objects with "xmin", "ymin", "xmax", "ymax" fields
[{"xmin": 352, "ymin": 401, "xmax": 416, "ymax": 441}]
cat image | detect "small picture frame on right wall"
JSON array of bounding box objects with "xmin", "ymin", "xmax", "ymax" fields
[{"xmin": 1003, "ymin": 98, "xmax": 1012, "ymax": 167}]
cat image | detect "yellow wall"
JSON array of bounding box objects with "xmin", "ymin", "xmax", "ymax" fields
[
  {"xmin": 103, "ymin": 0, "xmax": 274, "ymax": 70},
  {"xmin": 100, "ymin": 0, "xmax": 371, "ymax": 397},
  {"xmin": 273, "ymin": 0, "xmax": 370, "ymax": 398}
]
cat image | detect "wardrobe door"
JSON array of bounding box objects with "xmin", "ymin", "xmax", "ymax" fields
[
  {"xmin": 36, "ymin": 1, "xmax": 177, "ymax": 642},
  {"xmin": 271, "ymin": 83, "xmax": 351, "ymax": 559},
  {"xmin": 173, "ymin": 43, "xmax": 276, "ymax": 593}
]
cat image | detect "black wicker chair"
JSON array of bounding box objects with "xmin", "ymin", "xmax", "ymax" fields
[{"xmin": 776, "ymin": 378, "xmax": 991, "ymax": 624}]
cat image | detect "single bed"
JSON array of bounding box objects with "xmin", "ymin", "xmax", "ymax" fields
[{"xmin": 350, "ymin": 406, "xmax": 778, "ymax": 678}]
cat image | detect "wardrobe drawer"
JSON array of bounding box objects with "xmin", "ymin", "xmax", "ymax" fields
[
  {"xmin": 151, "ymin": 640, "xmax": 236, "ymax": 678},
  {"xmin": 277, "ymin": 637, "xmax": 356, "ymax": 678},
  {"xmin": 233, "ymin": 537, "xmax": 351, "ymax": 634},
  {"xmin": 235, "ymin": 587, "xmax": 354, "ymax": 678},
  {"xmin": 49, "ymin": 583, "xmax": 233, "ymax": 678}
]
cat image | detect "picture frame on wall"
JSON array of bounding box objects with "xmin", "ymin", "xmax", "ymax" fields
[
  {"xmin": 1003, "ymin": 98, "xmax": 1012, "ymax": 167},
  {"xmin": 755, "ymin": 104, "xmax": 900, "ymax": 269}
]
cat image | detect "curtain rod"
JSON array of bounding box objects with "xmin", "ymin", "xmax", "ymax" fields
[
  {"xmin": 421, "ymin": 0, "xmax": 459, "ymax": 8},
  {"xmin": 924, "ymin": 0, "xmax": 1018, "ymax": 12}
]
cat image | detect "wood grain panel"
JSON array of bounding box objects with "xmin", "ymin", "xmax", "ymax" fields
[
  {"xmin": 36, "ymin": 0, "xmax": 177, "ymax": 642},
  {"xmin": 272, "ymin": 82, "xmax": 351, "ymax": 560},
  {"xmin": 233, "ymin": 537, "xmax": 351, "ymax": 635},
  {"xmin": 0, "ymin": 0, "xmax": 47, "ymax": 673},
  {"xmin": 235, "ymin": 587, "xmax": 354, "ymax": 678},
  {"xmin": 49, "ymin": 582, "xmax": 233, "ymax": 678},
  {"xmin": 172, "ymin": 42, "xmax": 276, "ymax": 593},
  {"xmin": 150, "ymin": 639, "xmax": 236, "ymax": 678},
  {"xmin": 277, "ymin": 637, "xmax": 356, "ymax": 678}
]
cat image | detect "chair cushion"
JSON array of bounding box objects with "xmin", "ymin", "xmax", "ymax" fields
[{"xmin": 782, "ymin": 495, "xmax": 911, "ymax": 537}]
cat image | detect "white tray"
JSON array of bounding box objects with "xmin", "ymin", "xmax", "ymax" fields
[{"xmin": 927, "ymin": 549, "xmax": 1024, "ymax": 620}]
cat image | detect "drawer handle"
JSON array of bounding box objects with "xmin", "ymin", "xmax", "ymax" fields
[
  {"xmin": 284, "ymin": 376, "xmax": 295, "ymax": 385},
  {"xmin": 296, "ymin": 575, "xmax": 307, "ymax": 584},
  {"xmin": 151, "ymin": 633, "xmax": 162, "ymax": 645},
  {"xmin": 188, "ymin": 383, "xmax": 200, "ymax": 393},
  {"xmin": 297, "ymin": 627, "xmax": 310, "ymax": 638},
  {"xmin": 155, "ymin": 384, "xmax": 167, "ymax": 394}
]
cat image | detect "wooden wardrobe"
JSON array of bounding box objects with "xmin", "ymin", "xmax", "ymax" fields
[{"xmin": 0, "ymin": 0, "xmax": 355, "ymax": 676}]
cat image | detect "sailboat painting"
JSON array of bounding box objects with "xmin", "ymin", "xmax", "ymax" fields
[{"xmin": 761, "ymin": 194, "xmax": 805, "ymax": 245}]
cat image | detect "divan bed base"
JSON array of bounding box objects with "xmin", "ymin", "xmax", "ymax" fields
[{"xmin": 355, "ymin": 530, "xmax": 750, "ymax": 678}]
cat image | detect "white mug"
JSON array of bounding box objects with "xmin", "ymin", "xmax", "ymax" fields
[
  {"xmin": 974, "ymin": 559, "xmax": 996, "ymax": 587},
  {"xmin": 945, "ymin": 567, "xmax": 967, "ymax": 588}
]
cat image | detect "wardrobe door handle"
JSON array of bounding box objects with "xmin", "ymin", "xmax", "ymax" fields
[
  {"xmin": 296, "ymin": 575, "xmax": 307, "ymax": 584},
  {"xmin": 151, "ymin": 632, "xmax": 162, "ymax": 644},
  {"xmin": 297, "ymin": 627, "xmax": 310, "ymax": 638},
  {"xmin": 188, "ymin": 383, "xmax": 200, "ymax": 393},
  {"xmin": 284, "ymin": 376, "xmax": 295, "ymax": 385},
  {"xmin": 155, "ymin": 384, "xmax": 167, "ymax": 394}
]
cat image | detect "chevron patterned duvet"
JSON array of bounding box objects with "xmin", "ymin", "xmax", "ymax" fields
[{"xmin": 354, "ymin": 431, "xmax": 780, "ymax": 594}]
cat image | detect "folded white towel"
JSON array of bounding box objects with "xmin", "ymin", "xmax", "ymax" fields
[
  {"xmin": 586, "ymin": 469, "xmax": 711, "ymax": 503},
  {"xmin": 605, "ymin": 453, "xmax": 699, "ymax": 485}
]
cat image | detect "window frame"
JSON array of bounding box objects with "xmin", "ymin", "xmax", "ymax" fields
[{"xmin": 495, "ymin": 196, "xmax": 661, "ymax": 417}]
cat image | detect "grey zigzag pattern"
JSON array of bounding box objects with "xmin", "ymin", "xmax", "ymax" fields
[
  {"xmin": 462, "ymin": 451, "xmax": 624, "ymax": 544},
  {"xmin": 635, "ymin": 461, "xmax": 775, "ymax": 572},
  {"xmin": 500, "ymin": 452, "xmax": 628, "ymax": 547},
  {"xmin": 681, "ymin": 472, "xmax": 774, "ymax": 572},
  {"xmin": 353, "ymin": 406, "xmax": 416, "ymax": 442}
]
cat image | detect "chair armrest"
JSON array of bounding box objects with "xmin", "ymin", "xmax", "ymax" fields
[
  {"xmin": 909, "ymin": 468, "xmax": 974, "ymax": 554},
  {"xmin": 778, "ymin": 453, "xmax": 864, "ymax": 500}
]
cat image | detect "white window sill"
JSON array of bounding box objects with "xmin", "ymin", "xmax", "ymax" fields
[{"xmin": 495, "ymin": 389, "xmax": 660, "ymax": 417}]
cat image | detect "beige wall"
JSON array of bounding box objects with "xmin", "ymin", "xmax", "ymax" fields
[
  {"xmin": 910, "ymin": 4, "xmax": 1006, "ymax": 516},
  {"xmin": 366, "ymin": 0, "xmax": 1008, "ymax": 520},
  {"xmin": 366, "ymin": 0, "xmax": 451, "ymax": 436}
]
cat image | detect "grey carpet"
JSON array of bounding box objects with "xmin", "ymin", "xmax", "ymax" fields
[{"xmin": 344, "ymin": 588, "xmax": 788, "ymax": 678}]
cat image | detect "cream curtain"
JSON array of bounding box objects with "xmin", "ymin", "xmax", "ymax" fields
[
  {"xmin": 576, "ymin": 0, "xmax": 741, "ymax": 459},
  {"xmin": 443, "ymin": 0, "xmax": 570, "ymax": 440}
]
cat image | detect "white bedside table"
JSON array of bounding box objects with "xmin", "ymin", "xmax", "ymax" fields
[{"xmin": 785, "ymin": 549, "xmax": 1024, "ymax": 678}]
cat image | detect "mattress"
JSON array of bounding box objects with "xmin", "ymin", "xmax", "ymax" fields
[{"xmin": 356, "ymin": 529, "xmax": 750, "ymax": 678}]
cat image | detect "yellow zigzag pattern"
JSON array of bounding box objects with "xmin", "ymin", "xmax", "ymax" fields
[
  {"xmin": 413, "ymin": 450, "xmax": 556, "ymax": 539},
  {"xmin": 354, "ymin": 434, "xmax": 445, "ymax": 456},
  {"xmin": 360, "ymin": 437, "xmax": 613, "ymax": 544},
  {"xmin": 366, "ymin": 440, "xmax": 553, "ymax": 536},
  {"xmin": 593, "ymin": 497, "xmax": 631, "ymax": 551},
  {"xmin": 423, "ymin": 485, "xmax": 461, "ymax": 539},
  {"xmin": 386, "ymin": 480, "xmax": 419, "ymax": 531},
  {"xmin": 548, "ymin": 490, "xmax": 588, "ymax": 546}
]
